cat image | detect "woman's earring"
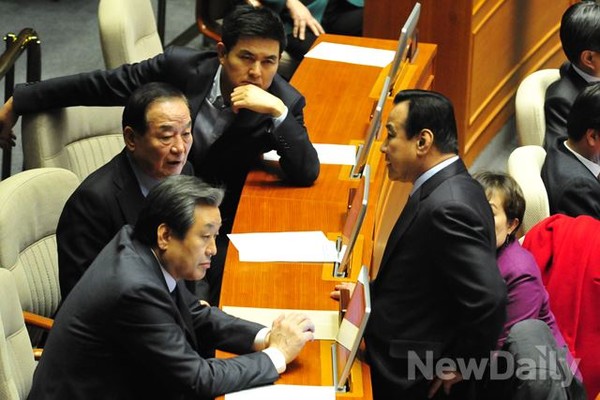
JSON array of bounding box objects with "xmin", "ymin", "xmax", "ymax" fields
[{"xmin": 503, "ymin": 231, "xmax": 512, "ymax": 247}]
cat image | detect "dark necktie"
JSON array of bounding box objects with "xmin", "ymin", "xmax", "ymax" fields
[{"xmin": 170, "ymin": 287, "xmax": 179, "ymax": 307}]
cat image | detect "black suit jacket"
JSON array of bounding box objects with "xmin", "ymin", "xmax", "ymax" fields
[
  {"xmin": 544, "ymin": 62, "xmax": 590, "ymax": 150},
  {"xmin": 365, "ymin": 160, "xmax": 506, "ymax": 399},
  {"xmin": 14, "ymin": 46, "xmax": 320, "ymax": 229},
  {"xmin": 28, "ymin": 226, "xmax": 279, "ymax": 400},
  {"xmin": 56, "ymin": 149, "xmax": 194, "ymax": 299},
  {"xmin": 542, "ymin": 139, "xmax": 600, "ymax": 219}
]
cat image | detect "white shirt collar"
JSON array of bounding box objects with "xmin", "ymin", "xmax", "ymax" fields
[
  {"xmin": 571, "ymin": 63, "xmax": 600, "ymax": 84},
  {"xmin": 410, "ymin": 155, "xmax": 459, "ymax": 196},
  {"xmin": 563, "ymin": 140, "xmax": 600, "ymax": 178},
  {"xmin": 126, "ymin": 151, "xmax": 161, "ymax": 197},
  {"xmin": 208, "ymin": 65, "xmax": 226, "ymax": 107},
  {"xmin": 150, "ymin": 248, "xmax": 177, "ymax": 293}
]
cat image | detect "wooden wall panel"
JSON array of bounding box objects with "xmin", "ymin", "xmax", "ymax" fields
[
  {"xmin": 465, "ymin": 0, "xmax": 570, "ymax": 162},
  {"xmin": 364, "ymin": 0, "xmax": 573, "ymax": 165}
]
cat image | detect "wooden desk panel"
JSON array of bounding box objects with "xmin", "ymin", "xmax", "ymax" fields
[
  {"xmin": 292, "ymin": 34, "xmax": 398, "ymax": 145},
  {"xmin": 247, "ymin": 164, "xmax": 359, "ymax": 204},
  {"xmin": 221, "ymin": 196, "xmax": 351, "ymax": 310},
  {"xmin": 219, "ymin": 340, "xmax": 373, "ymax": 397}
]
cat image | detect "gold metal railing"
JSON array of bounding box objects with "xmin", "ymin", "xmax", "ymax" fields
[{"xmin": 0, "ymin": 28, "xmax": 41, "ymax": 180}]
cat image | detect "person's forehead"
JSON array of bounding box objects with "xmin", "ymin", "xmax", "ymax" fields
[
  {"xmin": 146, "ymin": 97, "xmax": 188, "ymax": 113},
  {"xmin": 231, "ymin": 37, "xmax": 280, "ymax": 55},
  {"xmin": 146, "ymin": 99, "xmax": 190, "ymax": 122},
  {"xmin": 192, "ymin": 204, "xmax": 222, "ymax": 226},
  {"xmin": 387, "ymin": 101, "xmax": 409, "ymax": 128}
]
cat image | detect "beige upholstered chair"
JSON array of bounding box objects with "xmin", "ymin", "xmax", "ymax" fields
[
  {"xmin": 0, "ymin": 268, "xmax": 36, "ymax": 400},
  {"xmin": 515, "ymin": 69, "xmax": 560, "ymax": 146},
  {"xmin": 507, "ymin": 145, "xmax": 549, "ymax": 236},
  {"xmin": 0, "ymin": 168, "xmax": 80, "ymax": 320},
  {"xmin": 98, "ymin": 0, "xmax": 163, "ymax": 69},
  {"xmin": 21, "ymin": 106, "xmax": 124, "ymax": 181}
]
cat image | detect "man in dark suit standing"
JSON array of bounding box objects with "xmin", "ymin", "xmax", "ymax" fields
[
  {"xmin": 544, "ymin": 1, "xmax": 600, "ymax": 150},
  {"xmin": 543, "ymin": 83, "xmax": 600, "ymax": 219},
  {"xmin": 56, "ymin": 82, "xmax": 196, "ymax": 300},
  {"xmin": 28, "ymin": 175, "xmax": 316, "ymax": 400},
  {"xmin": 333, "ymin": 90, "xmax": 506, "ymax": 399},
  {"xmin": 0, "ymin": 5, "xmax": 319, "ymax": 305}
]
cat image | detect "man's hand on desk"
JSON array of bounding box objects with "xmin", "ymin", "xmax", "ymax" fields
[
  {"xmin": 329, "ymin": 282, "xmax": 356, "ymax": 301},
  {"xmin": 267, "ymin": 312, "xmax": 315, "ymax": 364}
]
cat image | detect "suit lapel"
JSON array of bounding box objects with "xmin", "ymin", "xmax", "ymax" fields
[
  {"xmin": 186, "ymin": 57, "xmax": 218, "ymax": 119},
  {"xmin": 113, "ymin": 151, "xmax": 145, "ymax": 224},
  {"xmin": 135, "ymin": 240, "xmax": 200, "ymax": 351},
  {"xmin": 378, "ymin": 189, "xmax": 421, "ymax": 270},
  {"xmin": 173, "ymin": 282, "xmax": 199, "ymax": 350},
  {"xmin": 377, "ymin": 159, "xmax": 469, "ymax": 275}
]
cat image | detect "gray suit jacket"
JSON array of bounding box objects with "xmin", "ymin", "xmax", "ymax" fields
[
  {"xmin": 56, "ymin": 149, "xmax": 193, "ymax": 299},
  {"xmin": 365, "ymin": 160, "xmax": 507, "ymax": 399},
  {"xmin": 29, "ymin": 226, "xmax": 279, "ymax": 400},
  {"xmin": 542, "ymin": 139, "xmax": 600, "ymax": 219}
]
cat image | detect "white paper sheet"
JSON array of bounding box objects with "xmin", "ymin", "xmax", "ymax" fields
[
  {"xmin": 225, "ymin": 384, "xmax": 336, "ymax": 400},
  {"xmin": 305, "ymin": 42, "xmax": 396, "ymax": 67},
  {"xmin": 227, "ymin": 231, "xmax": 342, "ymax": 262},
  {"xmin": 222, "ymin": 306, "xmax": 339, "ymax": 340},
  {"xmin": 263, "ymin": 143, "xmax": 357, "ymax": 165}
]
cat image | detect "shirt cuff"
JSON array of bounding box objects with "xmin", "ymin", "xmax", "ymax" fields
[
  {"xmin": 254, "ymin": 327, "xmax": 271, "ymax": 350},
  {"xmin": 271, "ymin": 106, "xmax": 288, "ymax": 129},
  {"xmin": 262, "ymin": 347, "xmax": 287, "ymax": 374}
]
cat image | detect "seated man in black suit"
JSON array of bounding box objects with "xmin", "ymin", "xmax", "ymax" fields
[
  {"xmin": 28, "ymin": 175, "xmax": 315, "ymax": 400},
  {"xmin": 56, "ymin": 82, "xmax": 197, "ymax": 300},
  {"xmin": 544, "ymin": 0, "xmax": 600, "ymax": 150},
  {"xmin": 332, "ymin": 90, "xmax": 506, "ymax": 400},
  {"xmin": 542, "ymin": 82, "xmax": 600, "ymax": 219},
  {"xmin": 0, "ymin": 5, "xmax": 319, "ymax": 306}
]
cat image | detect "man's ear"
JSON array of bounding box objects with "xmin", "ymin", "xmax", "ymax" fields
[
  {"xmin": 579, "ymin": 50, "xmax": 597, "ymax": 72},
  {"xmin": 416, "ymin": 129, "xmax": 434, "ymax": 154},
  {"xmin": 584, "ymin": 128, "xmax": 600, "ymax": 146},
  {"xmin": 123, "ymin": 126, "xmax": 136, "ymax": 151},
  {"xmin": 216, "ymin": 42, "xmax": 227, "ymax": 64},
  {"xmin": 156, "ymin": 223, "xmax": 171, "ymax": 251}
]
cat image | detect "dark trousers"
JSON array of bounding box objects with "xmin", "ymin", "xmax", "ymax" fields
[{"xmin": 481, "ymin": 319, "xmax": 587, "ymax": 400}]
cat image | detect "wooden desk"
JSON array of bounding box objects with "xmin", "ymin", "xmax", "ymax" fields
[
  {"xmin": 237, "ymin": 36, "xmax": 437, "ymax": 269},
  {"xmin": 218, "ymin": 35, "xmax": 437, "ymax": 399}
]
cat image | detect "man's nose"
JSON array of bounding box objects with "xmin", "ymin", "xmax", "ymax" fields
[
  {"xmin": 249, "ymin": 61, "xmax": 262, "ymax": 77},
  {"xmin": 171, "ymin": 134, "xmax": 185, "ymax": 154}
]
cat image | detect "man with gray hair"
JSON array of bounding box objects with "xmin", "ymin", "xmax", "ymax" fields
[{"xmin": 28, "ymin": 175, "xmax": 315, "ymax": 400}]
